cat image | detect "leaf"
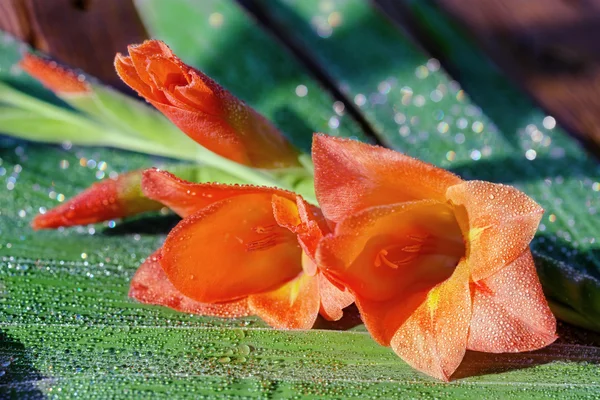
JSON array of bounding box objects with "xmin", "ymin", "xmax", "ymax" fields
[
  {"xmin": 1, "ymin": 0, "xmax": 600, "ymax": 398},
  {"xmin": 258, "ymin": 0, "xmax": 600, "ymax": 331}
]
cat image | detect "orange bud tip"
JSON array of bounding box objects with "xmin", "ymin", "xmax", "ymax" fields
[
  {"xmin": 31, "ymin": 213, "xmax": 68, "ymax": 230},
  {"xmin": 32, "ymin": 171, "xmax": 163, "ymax": 229},
  {"xmin": 19, "ymin": 53, "xmax": 91, "ymax": 95}
]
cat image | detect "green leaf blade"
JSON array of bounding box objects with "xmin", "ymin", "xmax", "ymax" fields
[{"xmin": 1, "ymin": 0, "xmax": 600, "ymax": 397}]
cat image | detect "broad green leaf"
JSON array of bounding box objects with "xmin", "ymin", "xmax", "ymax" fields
[
  {"xmin": 260, "ymin": 0, "xmax": 600, "ymax": 331},
  {"xmin": 2, "ymin": 323, "xmax": 599, "ymax": 399},
  {"xmin": 1, "ymin": 0, "xmax": 599, "ymax": 398}
]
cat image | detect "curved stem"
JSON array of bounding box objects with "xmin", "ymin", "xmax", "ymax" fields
[{"xmin": 194, "ymin": 148, "xmax": 294, "ymax": 190}]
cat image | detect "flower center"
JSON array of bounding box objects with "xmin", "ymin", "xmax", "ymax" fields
[
  {"xmin": 373, "ymin": 232, "xmax": 464, "ymax": 272},
  {"xmin": 348, "ymin": 203, "xmax": 467, "ymax": 302},
  {"xmin": 374, "ymin": 234, "xmax": 427, "ymax": 269}
]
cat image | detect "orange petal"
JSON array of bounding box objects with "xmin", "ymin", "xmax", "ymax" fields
[
  {"xmin": 127, "ymin": 40, "xmax": 175, "ymax": 88},
  {"xmin": 318, "ymin": 272, "xmax": 355, "ymax": 321},
  {"xmin": 20, "ymin": 53, "xmax": 91, "ymax": 94},
  {"xmin": 354, "ymin": 289, "xmax": 429, "ymax": 346},
  {"xmin": 145, "ymin": 57, "xmax": 199, "ymax": 111},
  {"xmin": 145, "ymin": 56, "xmax": 190, "ymax": 90},
  {"xmin": 467, "ymin": 250, "xmax": 557, "ymax": 352},
  {"xmin": 32, "ymin": 170, "xmax": 162, "ymax": 229},
  {"xmin": 446, "ymin": 181, "xmax": 544, "ymax": 281},
  {"xmin": 148, "ymin": 102, "xmax": 251, "ymax": 165},
  {"xmin": 142, "ymin": 168, "xmax": 296, "ymax": 218},
  {"xmin": 161, "ymin": 193, "xmax": 303, "ymax": 303},
  {"xmin": 317, "ymin": 200, "xmax": 464, "ymax": 302},
  {"xmin": 129, "ymin": 249, "xmax": 249, "ymax": 318},
  {"xmin": 117, "ymin": 42, "xmax": 249, "ymax": 165},
  {"xmin": 312, "ymin": 134, "xmax": 462, "ymax": 224},
  {"xmin": 271, "ymin": 194, "xmax": 326, "ymax": 259},
  {"xmin": 115, "ymin": 40, "xmax": 300, "ymax": 169},
  {"xmin": 248, "ymin": 272, "xmax": 320, "ymax": 329},
  {"xmin": 225, "ymin": 105, "xmax": 301, "ymax": 169},
  {"xmin": 390, "ymin": 259, "xmax": 472, "ymax": 381},
  {"xmin": 129, "ymin": 40, "xmax": 174, "ymax": 59},
  {"xmin": 115, "ymin": 53, "xmax": 164, "ymax": 103},
  {"xmin": 271, "ymin": 194, "xmax": 302, "ymax": 229},
  {"xmin": 174, "ymin": 73, "xmax": 223, "ymax": 116}
]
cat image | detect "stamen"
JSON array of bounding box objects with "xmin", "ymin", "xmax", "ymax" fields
[
  {"xmin": 407, "ymin": 233, "xmax": 428, "ymax": 242},
  {"xmin": 245, "ymin": 233, "xmax": 285, "ymax": 251},
  {"xmin": 374, "ymin": 249, "xmax": 419, "ymax": 269},
  {"xmin": 372, "ymin": 232, "xmax": 464, "ymax": 270},
  {"xmin": 253, "ymin": 225, "xmax": 277, "ymax": 234},
  {"xmin": 374, "ymin": 249, "xmax": 393, "ymax": 268},
  {"xmin": 401, "ymin": 243, "xmax": 424, "ymax": 253},
  {"xmin": 380, "ymin": 250, "xmax": 399, "ymax": 269},
  {"xmin": 246, "ymin": 225, "xmax": 294, "ymax": 252}
]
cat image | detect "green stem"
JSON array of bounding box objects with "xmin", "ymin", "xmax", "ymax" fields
[
  {"xmin": 1, "ymin": 82, "xmax": 99, "ymax": 130},
  {"xmin": 111, "ymin": 133, "xmax": 317, "ymax": 202},
  {"xmin": 104, "ymin": 134, "xmax": 198, "ymax": 161},
  {"xmin": 298, "ymin": 154, "xmax": 315, "ymax": 175},
  {"xmin": 1, "ymin": 82, "xmax": 315, "ymax": 199},
  {"xmin": 0, "ymin": 82, "xmax": 198, "ymax": 161},
  {"xmin": 194, "ymin": 148, "xmax": 295, "ymax": 190}
]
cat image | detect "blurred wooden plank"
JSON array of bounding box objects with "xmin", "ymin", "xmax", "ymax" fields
[
  {"xmin": 0, "ymin": 0, "xmax": 36, "ymax": 45},
  {"xmin": 0, "ymin": 0, "xmax": 147, "ymax": 89},
  {"xmin": 408, "ymin": 0, "xmax": 600, "ymax": 154}
]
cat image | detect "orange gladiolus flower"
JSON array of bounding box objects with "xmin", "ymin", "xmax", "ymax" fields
[
  {"xmin": 19, "ymin": 53, "xmax": 91, "ymax": 95},
  {"xmin": 32, "ymin": 170, "xmax": 162, "ymax": 230},
  {"xmin": 114, "ymin": 40, "xmax": 300, "ymax": 169},
  {"xmin": 132, "ymin": 169, "xmax": 353, "ymax": 329},
  {"xmin": 313, "ymin": 135, "xmax": 557, "ymax": 381}
]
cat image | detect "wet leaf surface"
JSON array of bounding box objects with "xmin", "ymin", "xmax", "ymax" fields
[{"xmin": 0, "ymin": 0, "xmax": 599, "ymax": 398}]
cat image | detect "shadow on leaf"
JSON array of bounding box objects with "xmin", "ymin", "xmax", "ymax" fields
[
  {"xmin": 453, "ymin": 322, "xmax": 600, "ymax": 380},
  {"xmin": 101, "ymin": 214, "xmax": 181, "ymax": 236},
  {"xmin": 0, "ymin": 331, "xmax": 45, "ymax": 399},
  {"xmin": 533, "ymin": 233, "xmax": 600, "ymax": 278},
  {"xmin": 313, "ymin": 304, "xmax": 363, "ymax": 331}
]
